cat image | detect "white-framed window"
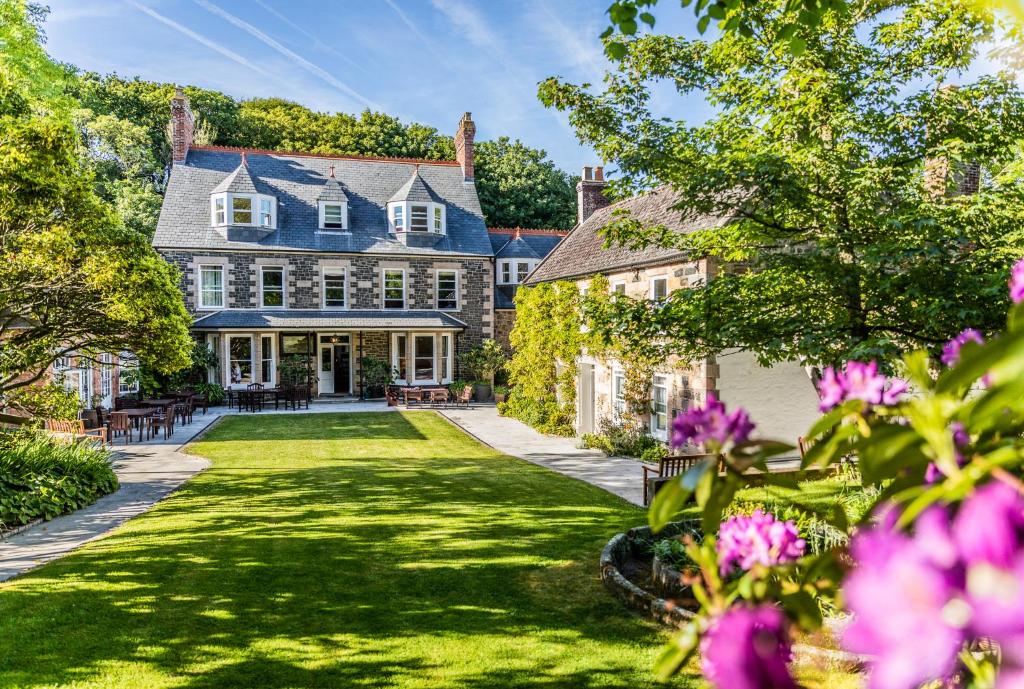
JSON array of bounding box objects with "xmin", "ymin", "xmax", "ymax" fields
[
  {"xmin": 413, "ymin": 334, "xmax": 435, "ymax": 382},
  {"xmin": 260, "ymin": 266, "xmax": 285, "ymax": 308},
  {"xmin": 651, "ymin": 375, "xmax": 669, "ymax": 440},
  {"xmin": 497, "ymin": 259, "xmax": 537, "ymax": 285},
  {"xmin": 441, "ymin": 333, "xmax": 452, "ymax": 383},
  {"xmin": 228, "ymin": 335, "xmax": 254, "ymax": 386},
  {"xmin": 319, "ymin": 201, "xmax": 348, "ymax": 231},
  {"xmin": 612, "ymin": 281, "xmax": 627, "ymax": 297},
  {"xmin": 392, "ymin": 333, "xmax": 408, "ymax": 384},
  {"xmin": 436, "ymin": 270, "xmax": 458, "ymax": 310},
  {"xmin": 651, "ymin": 276, "xmax": 668, "ymax": 302},
  {"xmin": 77, "ymin": 358, "xmax": 92, "ymax": 404},
  {"xmin": 322, "ymin": 268, "xmax": 347, "ymax": 309},
  {"xmin": 387, "ymin": 201, "xmax": 445, "ymax": 234},
  {"xmin": 199, "ymin": 265, "xmax": 225, "ymax": 309},
  {"xmin": 100, "ymin": 353, "xmax": 113, "ymax": 399},
  {"xmin": 612, "ymin": 370, "xmax": 626, "ymax": 419},
  {"xmin": 210, "ymin": 193, "xmax": 276, "ymax": 229},
  {"xmin": 118, "ymin": 351, "xmax": 139, "ymax": 394},
  {"xmin": 383, "ymin": 269, "xmax": 405, "ymax": 309},
  {"xmin": 260, "ymin": 335, "xmax": 275, "ymax": 385},
  {"xmin": 212, "ymin": 196, "xmax": 226, "ymax": 225}
]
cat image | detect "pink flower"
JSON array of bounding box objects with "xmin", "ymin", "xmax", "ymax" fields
[
  {"xmin": 843, "ymin": 512, "xmax": 966, "ymax": 689},
  {"xmin": 817, "ymin": 361, "xmax": 908, "ymax": 412},
  {"xmin": 717, "ymin": 510, "xmax": 806, "ymax": 574},
  {"xmin": 700, "ymin": 605, "xmax": 798, "ymax": 689},
  {"xmin": 925, "ymin": 422, "xmax": 971, "ymax": 484},
  {"xmin": 941, "ymin": 329, "xmax": 985, "ymax": 367},
  {"xmin": 671, "ymin": 393, "xmax": 755, "ymax": 449},
  {"xmin": 1011, "ymin": 259, "xmax": 1024, "ymax": 304},
  {"xmin": 953, "ymin": 482, "xmax": 1024, "ymax": 570}
]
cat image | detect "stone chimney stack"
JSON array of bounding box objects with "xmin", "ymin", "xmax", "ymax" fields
[
  {"xmin": 577, "ymin": 165, "xmax": 610, "ymax": 225},
  {"xmin": 455, "ymin": 112, "xmax": 476, "ymax": 182},
  {"xmin": 170, "ymin": 87, "xmax": 195, "ymax": 165}
]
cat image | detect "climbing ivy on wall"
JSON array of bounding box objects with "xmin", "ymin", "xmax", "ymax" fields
[{"xmin": 501, "ymin": 281, "xmax": 585, "ymax": 436}]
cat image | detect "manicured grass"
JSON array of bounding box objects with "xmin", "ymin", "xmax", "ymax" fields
[{"xmin": 0, "ymin": 412, "xmax": 696, "ymax": 688}]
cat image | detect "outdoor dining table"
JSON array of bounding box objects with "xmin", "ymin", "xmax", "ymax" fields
[
  {"xmin": 236, "ymin": 387, "xmax": 282, "ymax": 412},
  {"xmin": 140, "ymin": 398, "xmax": 175, "ymax": 409},
  {"xmin": 110, "ymin": 408, "xmax": 155, "ymax": 442}
]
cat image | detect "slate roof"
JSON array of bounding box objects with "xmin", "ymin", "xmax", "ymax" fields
[
  {"xmin": 154, "ymin": 147, "xmax": 491, "ymax": 257},
  {"xmin": 487, "ymin": 231, "xmax": 565, "ymax": 260},
  {"xmin": 192, "ymin": 309, "xmax": 467, "ymax": 330},
  {"xmin": 388, "ymin": 169, "xmax": 442, "ymax": 203},
  {"xmin": 525, "ymin": 186, "xmax": 732, "ymax": 284},
  {"xmin": 317, "ymin": 170, "xmax": 349, "ymax": 202},
  {"xmin": 495, "ymin": 285, "xmax": 519, "ymax": 309}
]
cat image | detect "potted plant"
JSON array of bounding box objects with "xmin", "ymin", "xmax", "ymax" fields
[
  {"xmin": 458, "ymin": 339, "xmax": 507, "ymax": 402},
  {"xmin": 493, "ymin": 385, "xmax": 509, "ymax": 404},
  {"xmin": 359, "ymin": 356, "xmax": 395, "ymax": 399}
]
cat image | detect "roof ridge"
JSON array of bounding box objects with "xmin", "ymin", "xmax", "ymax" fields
[
  {"xmin": 190, "ymin": 144, "xmax": 461, "ymax": 167},
  {"xmin": 487, "ymin": 227, "xmax": 570, "ymax": 236}
]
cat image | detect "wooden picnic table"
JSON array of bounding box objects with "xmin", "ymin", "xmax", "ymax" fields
[{"xmin": 110, "ymin": 408, "xmax": 156, "ymax": 442}]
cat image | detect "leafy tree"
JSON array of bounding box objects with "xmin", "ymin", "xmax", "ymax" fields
[
  {"xmin": 540, "ymin": 1, "xmax": 1024, "ymax": 369},
  {"xmin": 0, "ymin": 73, "xmax": 192, "ymax": 395},
  {"xmin": 475, "ymin": 137, "xmax": 577, "ymax": 229}
]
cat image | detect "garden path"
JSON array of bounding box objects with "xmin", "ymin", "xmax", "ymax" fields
[{"xmin": 439, "ymin": 406, "xmax": 646, "ymax": 506}]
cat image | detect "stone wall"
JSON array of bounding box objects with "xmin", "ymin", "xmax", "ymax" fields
[{"xmin": 493, "ymin": 309, "xmax": 517, "ymax": 351}]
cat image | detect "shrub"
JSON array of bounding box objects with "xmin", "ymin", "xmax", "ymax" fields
[
  {"xmin": 0, "ymin": 431, "xmax": 118, "ymax": 528},
  {"xmin": 192, "ymin": 382, "xmax": 225, "ymax": 405},
  {"xmin": 640, "ymin": 444, "xmax": 668, "ymax": 464},
  {"xmin": 359, "ymin": 356, "xmax": 395, "ymax": 397},
  {"xmin": 448, "ymin": 379, "xmax": 473, "ymax": 397},
  {"xmin": 499, "ymin": 393, "xmax": 575, "ymax": 436},
  {"xmin": 583, "ymin": 418, "xmax": 661, "ymax": 457},
  {"xmin": 725, "ymin": 500, "xmax": 848, "ymax": 556},
  {"xmin": 1, "ymin": 383, "xmax": 79, "ymax": 422},
  {"xmin": 581, "ymin": 432, "xmax": 613, "ymax": 454}
]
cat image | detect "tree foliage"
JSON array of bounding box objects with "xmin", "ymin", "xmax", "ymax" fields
[
  {"xmin": 0, "ymin": 73, "xmax": 192, "ymax": 395},
  {"xmin": 541, "ymin": 0, "xmax": 1024, "ymax": 369},
  {"xmin": 475, "ymin": 138, "xmax": 577, "ymax": 229}
]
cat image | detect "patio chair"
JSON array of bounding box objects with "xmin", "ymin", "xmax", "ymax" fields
[
  {"xmin": 429, "ymin": 388, "xmax": 449, "ymax": 407},
  {"xmin": 402, "ymin": 387, "xmax": 423, "ymax": 406},
  {"xmin": 642, "ymin": 453, "xmax": 722, "ymax": 506},
  {"xmin": 147, "ymin": 406, "xmax": 175, "ymax": 440},
  {"xmin": 108, "ymin": 412, "xmax": 133, "ymax": 445},
  {"xmin": 44, "ymin": 419, "xmax": 108, "ymax": 446},
  {"xmin": 454, "ymin": 385, "xmax": 473, "ymax": 407}
]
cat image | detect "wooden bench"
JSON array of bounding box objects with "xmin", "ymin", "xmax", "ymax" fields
[
  {"xmin": 642, "ymin": 453, "xmax": 722, "ymax": 506},
  {"xmin": 44, "ymin": 419, "xmax": 108, "ymax": 447}
]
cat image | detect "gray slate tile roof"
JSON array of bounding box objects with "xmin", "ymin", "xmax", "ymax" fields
[
  {"xmin": 387, "ymin": 169, "xmax": 442, "ymax": 203},
  {"xmin": 210, "ymin": 157, "xmax": 260, "ymax": 195},
  {"xmin": 495, "ymin": 285, "xmax": 519, "ymax": 309},
  {"xmin": 525, "ymin": 186, "xmax": 731, "ymax": 283},
  {"xmin": 495, "ymin": 236, "xmax": 541, "ymax": 260},
  {"xmin": 154, "ymin": 148, "xmax": 491, "ymax": 257},
  {"xmin": 317, "ymin": 174, "xmax": 349, "ymax": 202},
  {"xmin": 487, "ymin": 232, "xmax": 565, "ymax": 259},
  {"xmin": 192, "ymin": 309, "xmax": 467, "ymax": 330}
]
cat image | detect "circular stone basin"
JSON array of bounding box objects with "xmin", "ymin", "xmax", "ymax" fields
[{"xmin": 600, "ymin": 521, "xmax": 866, "ymax": 668}]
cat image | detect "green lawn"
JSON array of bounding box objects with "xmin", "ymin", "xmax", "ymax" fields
[{"xmin": 0, "ymin": 412, "xmax": 696, "ymax": 689}]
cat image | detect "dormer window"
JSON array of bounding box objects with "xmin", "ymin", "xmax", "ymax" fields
[
  {"xmin": 387, "ymin": 201, "xmax": 445, "ymax": 235},
  {"xmin": 210, "ymin": 192, "xmax": 277, "ymax": 229},
  {"xmin": 318, "ymin": 201, "xmax": 348, "ymax": 231}
]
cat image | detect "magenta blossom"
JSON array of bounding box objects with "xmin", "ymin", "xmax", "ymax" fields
[
  {"xmin": 817, "ymin": 360, "xmax": 909, "ymax": 412},
  {"xmin": 953, "ymin": 481, "xmax": 1024, "ymax": 570},
  {"xmin": 700, "ymin": 605, "xmax": 797, "ymax": 689},
  {"xmin": 717, "ymin": 510, "xmax": 806, "ymax": 574},
  {"xmin": 843, "ymin": 510, "xmax": 966, "ymax": 689},
  {"xmin": 1011, "ymin": 259, "xmax": 1024, "ymax": 304},
  {"xmin": 670, "ymin": 393, "xmax": 754, "ymax": 450},
  {"xmin": 941, "ymin": 329, "xmax": 985, "ymax": 367},
  {"xmin": 925, "ymin": 422, "xmax": 971, "ymax": 484}
]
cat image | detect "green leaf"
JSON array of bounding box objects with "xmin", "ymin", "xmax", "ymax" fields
[
  {"xmin": 855, "ymin": 423, "xmax": 926, "ymax": 484},
  {"xmin": 781, "ymin": 589, "xmax": 823, "ymax": 630},
  {"xmin": 936, "ymin": 330, "xmax": 1024, "ymax": 395},
  {"xmin": 648, "ymin": 457, "xmax": 717, "ymax": 531},
  {"xmin": 696, "ymin": 14, "xmax": 711, "ymax": 33},
  {"xmin": 801, "ymin": 423, "xmax": 859, "ymax": 470},
  {"xmin": 729, "ymin": 439, "xmax": 796, "ymax": 469},
  {"xmin": 654, "ymin": 623, "xmax": 700, "ymax": 681},
  {"xmin": 789, "ymin": 36, "xmax": 807, "ymax": 56},
  {"xmin": 902, "ymin": 349, "xmax": 933, "ymax": 391},
  {"xmin": 605, "ymin": 41, "xmax": 628, "ymax": 60},
  {"xmin": 639, "ymin": 12, "xmax": 656, "ymax": 27}
]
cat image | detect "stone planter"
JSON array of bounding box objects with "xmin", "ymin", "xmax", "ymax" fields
[
  {"xmin": 493, "ymin": 392, "xmax": 507, "ymax": 404},
  {"xmin": 651, "ymin": 554, "xmax": 696, "ymax": 601},
  {"xmin": 473, "ymin": 383, "xmax": 491, "ymax": 402}
]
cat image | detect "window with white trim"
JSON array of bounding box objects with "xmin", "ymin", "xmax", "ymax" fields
[
  {"xmin": 260, "ymin": 266, "xmax": 285, "ymax": 308},
  {"xmin": 383, "ymin": 270, "xmax": 405, "ymax": 309},
  {"xmin": 213, "ymin": 196, "xmax": 226, "ymax": 225},
  {"xmin": 228, "ymin": 336, "xmax": 254, "ymax": 385},
  {"xmin": 441, "ymin": 334, "xmax": 452, "ymax": 383},
  {"xmin": 612, "ymin": 370, "xmax": 626, "ymax": 419},
  {"xmin": 391, "ymin": 205, "xmax": 404, "ymax": 231},
  {"xmin": 413, "ymin": 334, "xmax": 434, "ymax": 382},
  {"xmin": 260, "ymin": 335, "xmax": 275, "ymax": 384},
  {"xmin": 500, "ymin": 262, "xmax": 512, "ymax": 284},
  {"xmin": 232, "ymin": 196, "xmax": 252, "ymax": 224},
  {"xmin": 410, "ymin": 205, "xmax": 428, "ymax": 232},
  {"xmin": 100, "ymin": 353, "xmax": 113, "ymax": 399},
  {"xmin": 199, "ymin": 265, "xmax": 225, "ymax": 309},
  {"xmin": 392, "ymin": 333, "xmax": 408, "ymax": 383},
  {"xmin": 612, "ymin": 281, "xmax": 626, "ymax": 297},
  {"xmin": 323, "ymin": 268, "xmax": 346, "ymax": 309},
  {"xmin": 387, "ymin": 201, "xmax": 446, "ymax": 235},
  {"xmin": 651, "ymin": 375, "xmax": 669, "ymax": 439},
  {"xmin": 433, "ymin": 206, "xmax": 443, "ymax": 231},
  {"xmin": 319, "ymin": 202, "xmax": 348, "ymax": 230},
  {"xmin": 651, "ymin": 277, "xmax": 668, "ymax": 302},
  {"xmin": 210, "ymin": 193, "xmax": 276, "ymax": 229},
  {"xmin": 118, "ymin": 351, "xmax": 139, "ymax": 394},
  {"xmin": 259, "ymin": 198, "xmax": 273, "ymax": 227},
  {"xmin": 436, "ymin": 270, "xmax": 458, "ymax": 310}
]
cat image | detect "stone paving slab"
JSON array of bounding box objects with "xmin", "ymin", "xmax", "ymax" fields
[{"xmin": 439, "ymin": 406, "xmax": 646, "ymax": 506}]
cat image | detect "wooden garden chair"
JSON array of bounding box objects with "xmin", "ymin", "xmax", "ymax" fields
[
  {"xmin": 642, "ymin": 453, "xmax": 722, "ymax": 506},
  {"xmin": 44, "ymin": 419, "xmax": 108, "ymax": 446},
  {"xmin": 108, "ymin": 412, "xmax": 134, "ymax": 445},
  {"xmin": 454, "ymin": 385, "xmax": 473, "ymax": 407}
]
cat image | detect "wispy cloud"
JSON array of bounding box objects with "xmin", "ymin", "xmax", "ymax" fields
[
  {"xmin": 381, "ymin": 0, "xmax": 449, "ymax": 65},
  {"xmin": 527, "ymin": 1, "xmax": 605, "ymax": 84},
  {"xmin": 193, "ymin": 0, "xmax": 379, "ymax": 110},
  {"xmin": 124, "ymin": 0, "xmax": 271, "ymax": 77},
  {"xmin": 250, "ymin": 0, "xmax": 366, "ymax": 73}
]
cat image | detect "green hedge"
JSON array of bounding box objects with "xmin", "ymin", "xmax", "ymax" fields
[{"xmin": 0, "ymin": 431, "xmax": 119, "ymax": 528}]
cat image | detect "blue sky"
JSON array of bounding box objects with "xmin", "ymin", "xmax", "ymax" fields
[{"xmin": 39, "ymin": 0, "xmax": 706, "ymax": 174}]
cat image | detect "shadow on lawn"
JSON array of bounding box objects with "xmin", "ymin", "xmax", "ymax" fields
[{"xmin": 0, "ymin": 414, "xmax": 685, "ymax": 688}]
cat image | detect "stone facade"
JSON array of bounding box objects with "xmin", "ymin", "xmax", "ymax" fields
[{"xmin": 493, "ymin": 308, "xmax": 517, "ymax": 350}]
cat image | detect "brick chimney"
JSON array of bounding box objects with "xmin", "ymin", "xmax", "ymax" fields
[
  {"xmin": 170, "ymin": 87, "xmax": 195, "ymax": 165},
  {"xmin": 455, "ymin": 112, "xmax": 475, "ymax": 182},
  {"xmin": 577, "ymin": 165, "xmax": 610, "ymax": 225},
  {"xmin": 924, "ymin": 85, "xmax": 980, "ymax": 197}
]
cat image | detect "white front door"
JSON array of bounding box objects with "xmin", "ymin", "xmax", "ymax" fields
[{"xmin": 318, "ymin": 345, "xmax": 334, "ymax": 394}]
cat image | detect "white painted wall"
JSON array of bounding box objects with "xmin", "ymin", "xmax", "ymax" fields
[{"xmin": 715, "ymin": 350, "xmax": 820, "ymax": 455}]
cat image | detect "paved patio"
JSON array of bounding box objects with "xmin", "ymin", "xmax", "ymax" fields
[{"xmin": 439, "ymin": 406, "xmax": 645, "ymax": 506}]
